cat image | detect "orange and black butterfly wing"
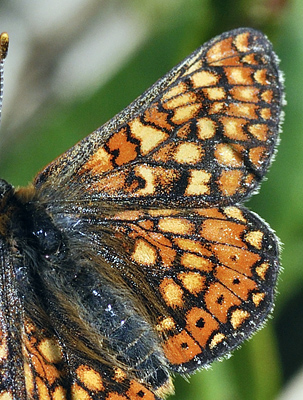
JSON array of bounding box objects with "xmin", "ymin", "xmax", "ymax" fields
[
  {"xmin": 11, "ymin": 207, "xmax": 278, "ymax": 399},
  {"xmin": 35, "ymin": 28, "xmax": 283, "ymax": 208},
  {"xmin": 1, "ymin": 313, "xmax": 160, "ymax": 400},
  {"xmin": 29, "ymin": 28, "xmax": 283, "ymax": 398},
  {"xmin": 22, "ymin": 321, "xmax": 161, "ymax": 400},
  {"xmin": 0, "ymin": 28, "xmax": 283, "ymax": 400},
  {"xmin": 77, "ymin": 205, "xmax": 279, "ymax": 373}
]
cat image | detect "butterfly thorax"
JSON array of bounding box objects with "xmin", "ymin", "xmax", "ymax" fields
[{"xmin": 0, "ymin": 180, "xmax": 63, "ymax": 258}]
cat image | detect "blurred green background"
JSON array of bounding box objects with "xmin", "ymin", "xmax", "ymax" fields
[{"xmin": 0, "ymin": 0, "xmax": 302, "ymax": 399}]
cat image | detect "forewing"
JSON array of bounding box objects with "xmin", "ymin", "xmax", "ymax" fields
[
  {"xmin": 80, "ymin": 205, "xmax": 279, "ymax": 372},
  {"xmin": 35, "ymin": 28, "xmax": 283, "ymax": 207}
]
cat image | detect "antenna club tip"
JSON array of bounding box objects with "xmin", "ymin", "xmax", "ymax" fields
[{"xmin": 0, "ymin": 32, "xmax": 9, "ymax": 61}]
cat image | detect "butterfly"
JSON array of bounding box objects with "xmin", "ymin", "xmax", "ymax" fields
[{"xmin": 0, "ymin": 28, "xmax": 283, "ymax": 399}]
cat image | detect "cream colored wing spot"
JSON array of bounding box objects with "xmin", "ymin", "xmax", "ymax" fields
[
  {"xmin": 234, "ymin": 32, "xmax": 250, "ymax": 52},
  {"xmin": 260, "ymin": 108, "xmax": 271, "ymax": 120},
  {"xmin": 230, "ymin": 309, "xmax": 250, "ymax": 329},
  {"xmin": 203, "ymin": 87, "xmax": 226, "ymax": 100},
  {"xmin": 242, "ymin": 54, "xmax": 258, "ymax": 65},
  {"xmin": 133, "ymin": 165, "xmax": 156, "ymax": 195},
  {"xmin": 255, "ymin": 263, "xmax": 270, "ymax": 280},
  {"xmin": 252, "ymin": 292, "xmax": 266, "ymax": 306},
  {"xmin": 178, "ymin": 272, "xmax": 206, "ymax": 295},
  {"xmin": 113, "ymin": 368, "xmax": 127, "ymax": 383},
  {"xmin": 129, "ymin": 118, "xmax": 168, "ymax": 155},
  {"xmin": 162, "ymin": 82, "xmax": 187, "ymax": 101},
  {"xmin": 228, "ymin": 103, "xmax": 257, "ymax": 119},
  {"xmin": 24, "ymin": 360, "xmax": 34, "ymax": 397},
  {"xmin": 209, "ymin": 333, "xmax": 226, "ymax": 349},
  {"xmin": 248, "ymin": 124, "xmax": 269, "ymax": 141},
  {"xmin": 221, "ymin": 117, "xmax": 248, "ymax": 140},
  {"xmin": 230, "ymin": 86, "xmax": 259, "ymax": 102},
  {"xmin": 196, "ymin": 117, "xmax": 217, "ymax": 140},
  {"xmin": 132, "ymin": 239, "xmax": 157, "ymax": 266},
  {"xmin": 191, "ymin": 70, "xmax": 219, "ymax": 88},
  {"xmin": 38, "ymin": 338, "xmax": 63, "ymax": 364},
  {"xmin": 174, "ymin": 237, "xmax": 210, "ymax": 254},
  {"xmin": 171, "ymin": 104, "xmax": 201, "ymax": 125},
  {"xmin": 156, "ymin": 317, "xmax": 176, "ymax": 332},
  {"xmin": 185, "ymin": 170, "xmax": 211, "ymax": 196},
  {"xmin": 0, "ymin": 328, "xmax": 8, "ymax": 360},
  {"xmin": 224, "ymin": 207, "xmax": 246, "ymax": 222},
  {"xmin": 148, "ymin": 209, "xmax": 177, "ymax": 217},
  {"xmin": 225, "ymin": 67, "xmax": 253, "ymax": 85},
  {"xmin": 174, "ymin": 142, "xmax": 203, "ymax": 164},
  {"xmin": 215, "ymin": 143, "xmax": 243, "ymax": 168},
  {"xmin": 245, "ymin": 230, "xmax": 264, "ymax": 249},
  {"xmin": 159, "ymin": 278, "xmax": 184, "ymax": 308},
  {"xmin": 181, "ymin": 253, "xmax": 213, "ymax": 272},
  {"xmin": 163, "ymin": 92, "xmax": 197, "ymax": 109},
  {"xmin": 52, "ymin": 386, "xmax": 66, "ymax": 400},
  {"xmin": 36, "ymin": 378, "xmax": 50, "ymax": 400},
  {"xmin": 158, "ymin": 217, "xmax": 194, "ymax": 235},
  {"xmin": 208, "ymin": 101, "xmax": 225, "ymax": 114},
  {"xmin": 76, "ymin": 365, "xmax": 104, "ymax": 392},
  {"xmin": 261, "ymin": 89, "xmax": 273, "ymax": 103},
  {"xmin": 254, "ymin": 69, "xmax": 268, "ymax": 85}
]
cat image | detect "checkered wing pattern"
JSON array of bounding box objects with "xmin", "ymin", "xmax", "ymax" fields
[
  {"xmin": 0, "ymin": 28, "xmax": 283, "ymax": 400},
  {"xmin": 36, "ymin": 28, "xmax": 283, "ymax": 208},
  {"xmin": 83, "ymin": 205, "xmax": 279, "ymax": 373}
]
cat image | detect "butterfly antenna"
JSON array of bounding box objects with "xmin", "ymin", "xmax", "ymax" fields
[{"xmin": 0, "ymin": 32, "xmax": 9, "ymax": 127}]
